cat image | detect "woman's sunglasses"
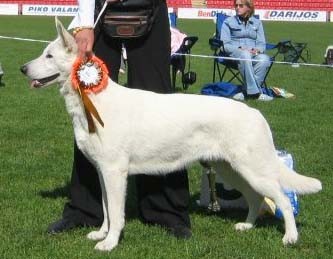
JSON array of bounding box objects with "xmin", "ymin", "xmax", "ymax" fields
[{"xmin": 235, "ymin": 4, "xmax": 245, "ymax": 8}]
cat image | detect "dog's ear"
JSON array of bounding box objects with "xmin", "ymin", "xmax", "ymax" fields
[{"xmin": 55, "ymin": 16, "xmax": 78, "ymax": 54}]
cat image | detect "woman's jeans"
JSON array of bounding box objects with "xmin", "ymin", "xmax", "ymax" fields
[{"xmin": 231, "ymin": 49, "xmax": 271, "ymax": 95}]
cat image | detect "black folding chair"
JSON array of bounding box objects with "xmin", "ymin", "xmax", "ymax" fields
[
  {"xmin": 169, "ymin": 13, "xmax": 198, "ymax": 91},
  {"xmin": 0, "ymin": 63, "xmax": 4, "ymax": 86},
  {"xmin": 272, "ymin": 41, "xmax": 310, "ymax": 63},
  {"xmin": 171, "ymin": 36, "xmax": 198, "ymax": 91}
]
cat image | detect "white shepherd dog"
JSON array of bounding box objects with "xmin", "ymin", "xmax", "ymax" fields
[{"xmin": 21, "ymin": 18, "xmax": 322, "ymax": 252}]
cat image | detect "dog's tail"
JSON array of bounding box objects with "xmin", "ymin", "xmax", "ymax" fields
[{"xmin": 279, "ymin": 162, "xmax": 322, "ymax": 195}]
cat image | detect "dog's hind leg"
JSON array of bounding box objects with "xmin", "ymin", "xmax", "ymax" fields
[
  {"xmin": 94, "ymin": 168, "xmax": 128, "ymax": 252},
  {"xmin": 267, "ymin": 186, "xmax": 298, "ymax": 245},
  {"xmin": 246, "ymin": 175, "xmax": 298, "ymax": 245},
  {"xmin": 214, "ymin": 162, "xmax": 262, "ymax": 230},
  {"xmin": 87, "ymin": 170, "xmax": 109, "ymax": 241},
  {"xmin": 235, "ymin": 189, "xmax": 263, "ymax": 231}
]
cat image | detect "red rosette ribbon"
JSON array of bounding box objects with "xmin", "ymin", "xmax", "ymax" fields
[
  {"xmin": 71, "ymin": 55, "xmax": 109, "ymax": 94},
  {"xmin": 70, "ymin": 55, "xmax": 109, "ymax": 133}
]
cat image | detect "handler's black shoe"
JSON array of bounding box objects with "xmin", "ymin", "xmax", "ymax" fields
[
  {"xmin": 168, "ymin": 225, "xmax": 192, "ymax": 239},
  {"xmin": 47, "ymin": 218, "xmax": 81, "ymax": 234}
]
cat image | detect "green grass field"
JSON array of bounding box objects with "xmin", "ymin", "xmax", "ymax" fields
[{"xmin": 0, "ymin": 15, "xmax": 332, "ymax": 258}]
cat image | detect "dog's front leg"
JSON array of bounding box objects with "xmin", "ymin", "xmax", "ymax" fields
[
  {"xmin": 94, "ymin": 169, "xmax": 127, "ymax": 252},
  {"xmin": 87, "ymin": 170, "xmax": 109, "ymax": 241}
]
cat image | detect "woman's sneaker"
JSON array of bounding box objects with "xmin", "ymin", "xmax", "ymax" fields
[
  {"xmin": 232, "ymin": 92, "xmax": 245, "ymax": 101},
  {"xmin": 257, "ymin": 93, "xmax": 273, "ymax": 101}
]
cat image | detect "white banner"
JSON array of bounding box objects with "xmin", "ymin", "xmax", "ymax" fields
[
  {"xmin": 0, "ymin": 4, "xmax": 19, "ymax": 15},
  {"xmin": 257, "ymin": 10, "xmax": 327, "ymax": 22},
  {"xmin": 177, "ymin": 8, "xmax": 327, "ymax": 22},
  {"xmin": 22, "ymin": 5, "xmax": 78, "ymax": 16},
  {"xmin": 7, "ymin": 5, "xmax": 328, "ymax": 22},
  {"xmin": 178, "ymin": 8, "xmax": 234, "ymax": 19}
]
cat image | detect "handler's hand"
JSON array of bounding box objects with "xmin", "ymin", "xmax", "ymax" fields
[{"xmin": 74, "ymin": 28, "xmax": 94, "ymax": 59}]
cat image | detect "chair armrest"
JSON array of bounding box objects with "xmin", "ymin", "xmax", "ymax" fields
[
  {"xmin": 266, "ymin": 43, "xmax": 277, "ymax": 50},
  {"xmin": 209, "ymin": 37, "xmax": 223, "ymax": 50},
  {"xmin": 178, "ymin": 36, "xmax": 198, "ymax": 53}
]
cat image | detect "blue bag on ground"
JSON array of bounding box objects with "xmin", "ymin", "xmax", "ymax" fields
[
  {"xmin": 201, "ymin": 82, "xmax": 241, "ymax": 97},
  {"xmin": 260, "ymin": 150, "xmax": 299, "ymax": 219},
  {"xmin": 275, "ymin": 150, "xmax": 299, "ymax": 219},
  {"xmin": 201, "ymin": 82, "xmax": 294, "ymax": 99}
]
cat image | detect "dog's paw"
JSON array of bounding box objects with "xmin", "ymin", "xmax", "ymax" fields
[
  {"xmin": 87, "ymin": 230, "xmax": 108, "ymax": 241},
  {"xmin": 234, "ymin": 223, "xmax": 253, "ymax": 231},
  {"xmin": 94, "ymin": 239, "xmax": 118, "ymax": 252},
  {"xmin": 282, "ymin": 232, "xmax": 298, "ymax": 245}
]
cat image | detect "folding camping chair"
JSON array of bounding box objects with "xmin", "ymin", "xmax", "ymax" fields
[
  {"xmin": 169, "ymin": 12, "xmax": 198, "ymax": 91},
  {"xmin": 209, "ymin": 13, "xmax": 277, "ymax": 87},
  {"xmin": 0, "ymin": 63, "xmax": 4, "ymax": 86},
  {"xmin": 272, "ymin": 41, "xmax": 310, "ymax": 63},
  {"xmin": 209, "ymin": 13, "xmax": 242, "ymax": 84}
]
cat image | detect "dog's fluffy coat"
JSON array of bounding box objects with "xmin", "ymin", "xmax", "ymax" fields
[{"xmin": 21, "ymin": 18, "xmax": 322, "ymax": 252}]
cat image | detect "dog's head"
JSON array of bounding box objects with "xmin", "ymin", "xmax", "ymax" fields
[{"xmin": 20, "ymin": 17, "xmax": 78, "ymax": 88}]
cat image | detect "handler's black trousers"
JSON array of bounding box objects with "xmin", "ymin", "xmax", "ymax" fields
[{"xmin": 62, "ymin": 2, "xmax": 191, "ymax": 230}]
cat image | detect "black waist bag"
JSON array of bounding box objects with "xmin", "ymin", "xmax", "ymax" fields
[{"xmin": 97, "ymin": 0, "xmax": 156, "ymax": 39}]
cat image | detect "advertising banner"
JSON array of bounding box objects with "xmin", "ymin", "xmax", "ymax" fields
[
  {"xmin": 178, "ymin": 8, "xmax": 234, "ymax": 19},
  {"xmin": 177, "ymin": 8, "xmax": 327, "ymax": 22},
  {"xmin": 257, "ymin": 9, "xmax": 327, "ymax": 22},
  {"xmin": 0, "ymin": 4, "xmax": 19, "ymax": 15},
  {"xmin": 12, "ymin": 5, "xmax": 329, "ymax": 22},
  {"xmin": 22, "ymin": 5, "xmax": 78, "ymax": 16}
]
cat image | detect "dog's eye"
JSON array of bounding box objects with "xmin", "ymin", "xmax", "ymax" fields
[{"xmin": 46, "ymin": 54, "xmax": 53, "ymax": 58}]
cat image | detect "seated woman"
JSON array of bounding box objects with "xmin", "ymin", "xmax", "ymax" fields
[{"xmin": 220, "ymin": 0, "xmax": 273, "ymax": 101}]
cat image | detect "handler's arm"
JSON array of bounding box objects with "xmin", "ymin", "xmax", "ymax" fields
[{"xmin": 68, "ymin": 0, "xmax": 95, "ymax": 58}]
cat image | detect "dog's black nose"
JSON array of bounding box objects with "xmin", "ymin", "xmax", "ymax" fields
[{"xmin": 20, "ymin": 65, "xmax": 27, "ymax": 75}]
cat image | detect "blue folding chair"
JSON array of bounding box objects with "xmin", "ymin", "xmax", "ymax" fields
[
  {"xmin": 169, "ymin": 12, "xmax": 198, "ymax": 91},
  {"xmin": 209, "ymin": 13, "xmax": 280, "ymax": 87},
  {"xmin": 169, "ymin": 12, "xmax": 177, "ymax": 28},
  {"xmin": 209, "ymin": 13, "xmax": 242, "ymax": 84}
]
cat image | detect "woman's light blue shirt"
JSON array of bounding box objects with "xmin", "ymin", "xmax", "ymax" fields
[{"xmin": 220, "ymin": 15, "xmax": 266, "ymax": 55}]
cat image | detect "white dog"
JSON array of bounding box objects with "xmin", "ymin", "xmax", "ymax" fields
[{"xmin": 21, "ymin": 18, "xmax": 322, "ymax": 252}]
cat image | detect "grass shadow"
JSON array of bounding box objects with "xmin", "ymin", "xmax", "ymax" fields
[
  {"xmin": 37, "ymin": 179, "xmax": 302, "ymax": 236},
  {"xmin": 189, "ymin": 192, "xmax": 300, "ymax": 235},
  {"xmin": 190, "ymin": 192, "xmax": 247, "ymax": 221},
  {"xmin": 39, "ymin": 183, "xmax": 70, "ymax": 199}
]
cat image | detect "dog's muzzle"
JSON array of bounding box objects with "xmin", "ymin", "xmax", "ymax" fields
[
  {"xmin": 31, "ymin": 73, "xmax": 60, "ymax": 88},
  {"xmin": 20, "ymin": 65, "xmax": 28, "ymax": 75},
  {"xmin": 20, "ymin": 65, "xmax": 60, "ymax": 88}
]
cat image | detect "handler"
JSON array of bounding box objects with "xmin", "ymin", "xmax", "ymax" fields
[{"xmin": 47, "ymin": 0, "xmax": 192, "ymax": 239}]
